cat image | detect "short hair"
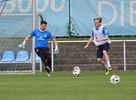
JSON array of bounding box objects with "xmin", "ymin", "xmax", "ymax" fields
[
  {"xmin": 94, "ymin": 17, "xmax": 102, "ymax": 23},
  {"xmin": 41, "ymin": 20, "xmax": 47, "ymax": 25}
]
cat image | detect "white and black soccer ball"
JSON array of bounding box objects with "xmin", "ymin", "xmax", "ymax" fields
[
  {"xmin": 73, "ymin": 66, "xmax": 81, "ymax": 76},
  {"xmin": 110, "ymin": 75, "xmax": 120, "ymax": 84}
]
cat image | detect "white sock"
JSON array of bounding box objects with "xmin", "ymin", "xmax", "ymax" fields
[
  {"xmin": 104, "ymin": 63, "xmax": 108, "ymax": 69},
  {"xmin": 107, "ymin": 61, "xmax": 111, "ymax": 68}
]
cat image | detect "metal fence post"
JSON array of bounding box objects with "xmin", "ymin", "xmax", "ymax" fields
[
  {"xmin": 51, "ymin": 42, "xmax": 54, "ymax": 72},
  {"xmin": 123, "ymin": 41, "xmax": 126, "ymax": 71}
]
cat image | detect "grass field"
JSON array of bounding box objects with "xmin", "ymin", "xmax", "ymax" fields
[{"xmin": 0, "ymin": 71, "xmax": 136, "ymax": 100}]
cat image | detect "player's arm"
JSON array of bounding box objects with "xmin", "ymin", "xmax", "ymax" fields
[
  {"xmin": 52, "ymin": 38, "xmax": 59, "ymax": 55},
  {"xmin": 96, "ymin": 27, "xmax": 109, "ymax": 42},
  {"xmin": 49, "ymin": 33, "xmax": 59, "ymax": 55},
  {"xmin": 52, "ymin": 38, "xmax": 58, "ymax": 50},
  {"xmin": 18, "ymin": 30, "xmax": 35, "ymax": 48},
  {"xmin": 84, "ymin": 35, "xmax": 93, "ymax": 49},
  {"xmin": 84, "ymin": 31, "xmax": 94, "ymax": 49},
  {"xmin": 24, "ymin": 35, "xmax": 31, "ymax": 43},
  {"xmin": 96, "ymin": 35, "xmax": 109, "ymax": 42},
  {"xmin": 18, "ymin": 35, "xmax": 31, "ymax": 48}
]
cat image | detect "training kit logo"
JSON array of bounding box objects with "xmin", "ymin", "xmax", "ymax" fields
[
  {"xmin": 44, "ymin": 34, "xmax": 47, "ymax": 37},
  {"xmin": 105, "ymin": 30, "xmax": 108, "ymax": 33},
  {"xmin": 37, "ymin": 36, "xmax": 45, "ymax": 40}
]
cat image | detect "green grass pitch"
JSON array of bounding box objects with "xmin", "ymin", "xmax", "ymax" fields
[{"xmin": 0, "ymin": 71, "xmax": 136, "ymax": 100}]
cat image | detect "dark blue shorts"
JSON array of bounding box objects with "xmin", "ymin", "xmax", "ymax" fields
[{"xmin": 97, "ymin": 43, "xmax": 109, "ymax": 59}]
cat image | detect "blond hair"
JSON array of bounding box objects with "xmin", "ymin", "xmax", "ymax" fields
[{"xmin": 94, "ymin": 17, "xmax": 102, "ymax": 23}]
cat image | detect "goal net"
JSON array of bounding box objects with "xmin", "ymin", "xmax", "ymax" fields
[{"xmin": 0, "ymin": 0, "xmax": 41, "ymax": 74}]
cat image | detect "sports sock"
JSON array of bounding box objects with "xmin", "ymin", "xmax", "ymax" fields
[
  {"xmin": 104, "ymin": 63, "xmax": 108, "ymax": 69},
  {"xmin": 107, "ymin": 61, "xmax": 111, "ymax": 68}
]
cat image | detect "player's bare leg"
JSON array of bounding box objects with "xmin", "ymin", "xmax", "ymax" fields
[
  {"xmin": 97, "ymin": 58, "xmax": 105, "ymax": 66},
  {"xmin": 103, "ymin": 50, "xmax": 109, "ymax": 62}
]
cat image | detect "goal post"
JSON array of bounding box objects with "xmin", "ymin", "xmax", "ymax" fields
[
  {"xmin": 0, "ymin": 0, "xmax": 42, "ymax": 74},
  {"xmin": 32, "ymin": 0, "xmax": 36, "ymax": 74},
  {"xmin": 0, "ymin": 0, "xmax": 6, "ymax": 16}
]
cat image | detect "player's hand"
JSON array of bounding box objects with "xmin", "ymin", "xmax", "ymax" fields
[
  {"xmin": 96, "ymin": 39, "xmax": 100, "ymax": 42},
  {"xmin": 84, "ymin": 45, "xmax": 88, "ymax": 49},
  {"xmin": 18, "ymin": 43, "xmax": 25, "ymax": 48},
  {"xmin": 18, "ymin": 41, "xmax": 26, "ymax": 48},
  {"xmin": 54, "ymin": 46, "xmax": 59, "ymax": 55},
  {"xmin": 54, "ymin": 49, "xmax": 59, "ymax": 55}
]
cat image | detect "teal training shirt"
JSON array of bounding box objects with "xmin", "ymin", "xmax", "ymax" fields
[{"xmin": 30, "ymin": 29, "xmax": 54, "ymax": 48}]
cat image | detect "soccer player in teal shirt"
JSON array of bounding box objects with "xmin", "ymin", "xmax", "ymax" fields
[{"xmin": 18, "ymin": 21, "xmax": 59, "ymax": 76}]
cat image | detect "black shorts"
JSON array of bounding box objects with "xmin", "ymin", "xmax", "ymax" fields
[
  {"xmin": 35, "ymin": 47, "xmax": 51, "ymax": 59},
  {"xmin": 97, "ymin": 43, "xmax": 109, "ymax": 59}
]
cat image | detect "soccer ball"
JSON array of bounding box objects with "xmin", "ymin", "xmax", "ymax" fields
[
  {"xmin": 110, "ymin": 75, "xmax": 120, "ymax": 84},
  {"xmin": 73, "ymin": 66, "xmax": 81, "ymax": 76}
]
